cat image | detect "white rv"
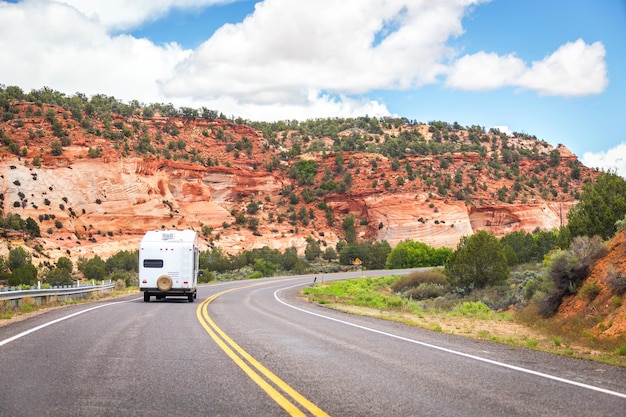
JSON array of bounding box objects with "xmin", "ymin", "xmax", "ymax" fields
[{"xmin": 139, "ymin": 229, "xmax": 200, "ymax": 302}]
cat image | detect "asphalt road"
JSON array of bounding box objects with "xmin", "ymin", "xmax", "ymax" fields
[{"xmin": 1, "ymin": 270, "xmax": 625, "ymax": 416}]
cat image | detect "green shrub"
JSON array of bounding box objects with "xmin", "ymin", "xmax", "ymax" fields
[
  {"xmin": 391, "ymin": 268, "xmax": 447, "ymax": 292},
  {"xmin": 537, "ymin": 292, "xmax": 563, "ymax": 319},
  {"xmin": 46, "ymin": 268, "xmax": 73, "ymax": 286},
  {"xmin": 537, "ymin": 235, "xmax": 606, "ymax": 317},
  {"xmin": 470, "ymin": 285, "xmax": 518, "ymax": 311},
  {"xmin": 386, "ymin": 240, "xmax": 452, "ymax": 269},
  {"xmin": 405, "ymin": 283, "xmax": 448, "ymax": 300},
  {"xmin": 611, "ymin": 295, "xmax": 622, "ymax": 307},
  {"xmin": 566, "ymin": 172, "xmax": 626, "ymax": 242},
  {"xmin": 198, "ymin": 270, "xmax": 214, "ymax": 283},
  {"xmin": 606, "ymin": 268, "xmax": 626, "ymax": 295},
  {"xmin": 510, "ymin": 269, "xmax": 546, "ymax": 301},
  {"xmin": 110, "ymin": 272, "xmax": 137, "ymax": 288},
  {"xmin": 614, "ymin": 345, "xmax": 626, "ymax": 356},
  {"xmin": 579, "ymin": 282, "xmax": 601, "ymax": 301},
  {"xmin": 445, "ymin": 230, "xmax": 509, "ymax": 292}
]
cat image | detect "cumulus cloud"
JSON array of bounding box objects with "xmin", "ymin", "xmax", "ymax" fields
[
  {"xmin": 193, "ymin": 91, "xmax": 392, "ymax": 121},
  {"xmin": 446, "ymin": 52, "xmax": 526, "ymax": 90},
  {"xmin": 447, "ymin": 39, "xmax": 608, "ymax": 96},
  {"xmin": 489, "ymin": 125, "xmax": 512, "ymax": 136},
  {"xmin": 0, "ymin": 1, "xmax": 190, "ymax": 103},
  {"xmin": 52, "ymin": 0, "xmax": 231, "ymax": 31},
  {"xmin": 582, "ymin": 143, "xmax": 626, "ymax": 179},
  {"xmin": 159, "ymin": 0, "xmax": 480, "ymax": 113},
  {"xmin": 519, "ymin": 39, "xmax": 608, "ymax": 96},
  {"xmin": 0, "ymin": 0, "xmax": 610, "ymax": 121}
]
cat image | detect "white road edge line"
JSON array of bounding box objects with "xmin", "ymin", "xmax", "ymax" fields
[
  {"xmin": 275, "ymin": 283, "xmax": 626, "ymax": 400},
  {"xmin": 0, "ymin": 298, "xmax": 137, "ymax": 347}
]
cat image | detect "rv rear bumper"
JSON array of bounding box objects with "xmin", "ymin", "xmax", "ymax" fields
[{"xmin": 140, "ymin": 288, "xmax": 196, "ymax": 296}]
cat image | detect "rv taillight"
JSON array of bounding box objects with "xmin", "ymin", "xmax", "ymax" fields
[
  {"xmin": 183, "ymin": 281, "xmax": 189, "ymax": 285},
  {"xmin": 142, "ymin": 279, "xmax": 147, "ymax": 284}
]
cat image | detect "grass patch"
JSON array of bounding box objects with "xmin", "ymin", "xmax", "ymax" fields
[
  {"xmin": 304, "ymin": 276, "xmax": 406, "ymax": 310},
  {"xmin": 525, "ymin": 338, "xmax": 539, "ymax": 349},
  {"xmin": 451, "ymin": 301, "xmax": 495, "ymax": 319},
  {"xmin": 610, "ymin": 296, "xmax": 622, "ymax": 308},
  {"xmin": 477, "ymin": 329, "xmax": 491, "ymax": 339},
  {"xmin": 303, "ymin": 274, "xmax": 626, "ymax": 367},
  {"xmin": 615, "ymin": 345, "xmax": 626, "ymax": 356},
  {"xmin": 21, "ymin": 304, "xmax": 35, "ymax": 313}
]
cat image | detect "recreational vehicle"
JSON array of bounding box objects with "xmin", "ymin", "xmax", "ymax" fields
[{"xmin": 139, "ymin": 229, "xmax": 200, "ymax": 302}]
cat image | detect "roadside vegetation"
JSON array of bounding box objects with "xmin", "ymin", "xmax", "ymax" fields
[
  {"xmin": 302, "ymin": 172, "xmax": 626, "ymax": 366},
  {"xmin": 303, "ymin": 263, "xmax": 626, "ymax": 367},
  {"xmin": 0, "ymin": 278, "xmax": 137, "ymax": 323}
]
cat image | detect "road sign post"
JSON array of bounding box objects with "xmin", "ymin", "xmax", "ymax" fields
[{"xmin": 353, "ymin": 258, "xmax": 363, "ymax": 277}]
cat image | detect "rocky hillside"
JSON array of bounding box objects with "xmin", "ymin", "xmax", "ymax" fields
[
  {"xmin": 0, "ymin": 89, "xmax": 598, "ymax": 262},
  {"xmin": 553, "ymin": 228, "xmax": 626, "ymax": 346}
]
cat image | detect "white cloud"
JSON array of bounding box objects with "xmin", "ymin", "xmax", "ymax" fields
[
  {"xmin": 582, "ymin": 143, "xmax": 626, "ymax": 179},
  {"xmin": 52, "ymin": 0, "xmax": 231, "ymax": 31},
  {"xmin": 191, "ymin": 91, "xmax": 392, "ymax": 121},
  {"xmin": 447, "ymin": 39, "xmax": 608, "ymax": 96},
  {"xmin": 0, "ymin": 0, "xmax": 609, "ymax": 122},
  {"xmin": 5, "ymin": 0, "xmax": 489, "ymax": 120},
  {"xmin": 489, "ymin": 125, "xmax": 512, "ymax": 136},
  {"xmin": 0, "ymin": 1, "xmax": 190, "ymax": 103},
  {"xmin": 159, "ymin": 0, "xmax": 486, "ymax": 117},
  {"xmin": 445, "ymin": 52, "xmax": 526, "ymax": 90},
  {"xmin": 519, "ymin": 39, "xmax": 608, "ymax": 97}
]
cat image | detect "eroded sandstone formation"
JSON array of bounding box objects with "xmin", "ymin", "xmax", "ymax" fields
[{"xmin": 0, "ymin": 101, "xmax": 596, "ymax": 261}]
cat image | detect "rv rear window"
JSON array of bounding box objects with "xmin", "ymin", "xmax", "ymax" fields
[{"xmin": 143, "ymin": 259, "xmax": 164, "ymax": 268}]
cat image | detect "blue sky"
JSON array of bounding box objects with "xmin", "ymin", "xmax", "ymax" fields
[{"xmin": 1, "ymin": 0, "xmax": 625, "ymax": 175}]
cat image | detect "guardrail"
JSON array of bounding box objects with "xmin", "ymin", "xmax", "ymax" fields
[{"xmin": 0, "ymin": 281, "xmax": 116, "ymax": 307}]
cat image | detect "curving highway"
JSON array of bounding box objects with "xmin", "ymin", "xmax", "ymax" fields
[{"xmin": 1, "ymin": 270, "xmax": 625, "ymax": 416}]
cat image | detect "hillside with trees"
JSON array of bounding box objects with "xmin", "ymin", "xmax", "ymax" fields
[
  {"xmin": 0, "ymin": 85, "xmax": 597, "ymax": 257},
  {"xmin": 0, "ymin": 83, "xmax": 601, "ymax": 282}
]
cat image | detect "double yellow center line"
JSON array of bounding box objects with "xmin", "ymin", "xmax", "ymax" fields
[{"xmin": 196, "ymin": 284, "xmax": 330, "ymax": 417}]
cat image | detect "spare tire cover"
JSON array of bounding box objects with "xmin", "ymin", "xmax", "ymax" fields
[{"xmin": 157, "ymin": 275, "xmax": 173, "ymax": 291}]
